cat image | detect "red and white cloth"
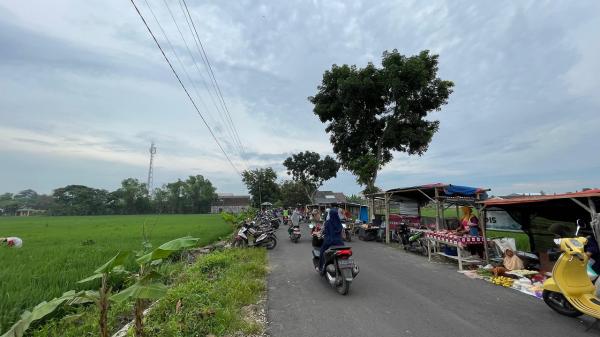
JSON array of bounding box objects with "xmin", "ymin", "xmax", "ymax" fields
[
  {"xmin": 2, "ymin": 237, "xmax": 23, "ymax": 248},
  {"xmin": 425, "ymin": 231, "xmax": 485, "ymax": 248}
]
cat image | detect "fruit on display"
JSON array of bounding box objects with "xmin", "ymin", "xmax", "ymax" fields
[{"xmin": 491, "ymin": 276, "xmax": 514, "ymax": 287}]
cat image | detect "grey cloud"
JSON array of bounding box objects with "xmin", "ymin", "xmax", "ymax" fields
[
  {"xmin": 241, "ymin": 151, "xmax": 289, "ymax": 162},
  {"xmin": 1, "ymin": 0, "xmax": 600, "ymax": 196},
  {"xmin": 10, "ymin": 137, "xmax": 54, "ymax": 146}
]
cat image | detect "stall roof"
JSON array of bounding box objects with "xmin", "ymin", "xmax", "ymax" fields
[
  {"xmin": 481, "ymin": 189, "xmax": 600, "ymax": 224},
  {"xmin": 368, "ymin": 183, "xmax": 489, "ymax": 203},
  {"xmin": 482, "ymin": 189, "xmax": 600, "ymax": 206}
]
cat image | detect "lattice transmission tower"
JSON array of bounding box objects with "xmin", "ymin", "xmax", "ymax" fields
[{"xmin": 147, "ymin": 142, "xmax": 157, "ymax": 196}]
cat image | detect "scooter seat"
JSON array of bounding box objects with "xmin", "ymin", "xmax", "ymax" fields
[{"xmin": 327, "ymin": 245, "xmax": 351, "ymax": 251}]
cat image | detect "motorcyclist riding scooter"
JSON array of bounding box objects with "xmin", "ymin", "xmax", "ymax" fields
[{"xmin": 317, "ymin": 208, "xmax": 345, "ymax": 273}]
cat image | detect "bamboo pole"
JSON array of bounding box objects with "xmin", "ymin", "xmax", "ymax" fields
[{"xmin": 385, "ymin": 193, "xmax": 390, "ymax": 244}]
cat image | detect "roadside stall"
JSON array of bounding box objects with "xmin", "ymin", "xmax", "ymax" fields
[
  {"xmin": 367, "ymin": 183, "xmax": 490, "ymax": 270},
  {"xmin": 480, "ymin": 189, "xmax": 600, "ymax": 273}
]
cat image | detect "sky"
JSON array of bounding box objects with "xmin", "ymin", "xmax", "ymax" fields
[{"xmin": 1, "ymin": 0, "xmax": 599, "ymax": 197}]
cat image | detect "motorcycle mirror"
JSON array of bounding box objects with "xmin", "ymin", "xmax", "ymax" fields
[{"xmin": 553, "ymin": 238, "xmax": 561, "ymax": 245}]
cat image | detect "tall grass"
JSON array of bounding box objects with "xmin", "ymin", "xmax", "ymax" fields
[
  {"xmin": 144, "ymin": 248, "xmax": 267, "ymax": 336},
  {"xmin": 0, "ymin": 214, "xmax": 231, "ymax": 333}
]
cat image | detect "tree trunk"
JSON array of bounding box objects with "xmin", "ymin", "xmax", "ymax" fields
[
  {"xmin": 99, "ymin": 275, "xmax": 110, "ymax": 337},
  {"xmin": 134, "ymin": 299, "xmax": 144, "ymax": 337},
  {"xmin": 304, "ymin": 185, "xmax": 316, "ymax": 205},
  {"xmin": 370, "ymin": 119, "xmax": 389, "ymax": 193}
]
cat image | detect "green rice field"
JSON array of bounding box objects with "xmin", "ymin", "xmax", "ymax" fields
[{"xmin": 0, "ymin": 214, "xmax": 231, "ymax": 333}]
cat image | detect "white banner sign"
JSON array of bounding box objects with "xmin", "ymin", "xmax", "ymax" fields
[{"xmin": 486, "ymin": 207, "xmax": 522, "ymax": 231}]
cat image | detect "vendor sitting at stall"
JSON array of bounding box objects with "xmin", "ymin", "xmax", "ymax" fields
[
  {"xmin": 492, "ymin": 248, "xmax": 524, "ymax": 276},
  {"xmin": 456, "ymin": 206, "xmax": 480, "ymax": 236}
]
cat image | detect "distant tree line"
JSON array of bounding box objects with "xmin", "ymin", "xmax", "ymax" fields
[
  {"xmin": 241, "ymin": 151, "xmax": 342, "ymax": 208},
  {"xmin": 0, "ymin": 175, "xmax": 217, "ymax": 216}
]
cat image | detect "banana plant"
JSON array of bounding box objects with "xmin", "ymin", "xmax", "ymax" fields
[
  {"xmin": 78, "ymin": 251, "xmax": 130, "ymax": 337},
  {"xmin": 111, "ymin": 237, "xmax": 199, "ymax": 337},
  {"xmin": 1, "ymin": 290, "xmax": 95, "ymax": 337}
]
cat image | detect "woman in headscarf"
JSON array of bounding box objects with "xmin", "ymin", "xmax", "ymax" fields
[
  {"xmin": 456, "ymin": 206, "xmax": 480, "ymax": 236},
  {"xmin": 318, "ymin": 207, "xmax": 345, "ymax": 273},
  {"xmin": 493, "ymin": 248, "xmax": 524, "ymax": 276}
]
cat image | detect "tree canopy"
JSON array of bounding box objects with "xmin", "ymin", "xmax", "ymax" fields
[
  {"xmin": 283, "ymin": 151, "xmax": 339, "ymax": 203},
  {"xmin": 241, "ymin": 168, "xmax": 280, "ymax": 208},
  {"xmin": 279, "ymin": 180, "xmax": 311, "ymax": 207},
  {"xmin": 309, "ymin": 49, "xmax": 454, "ymax": 193},
  {"xmin": 0, "ymin": 175, "xmax": 218, "ymax": 216}
]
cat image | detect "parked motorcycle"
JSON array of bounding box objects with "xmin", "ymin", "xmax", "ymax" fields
[
  {"xmin": 397, "ymin": 222, "xmax": 427, "ymax": 255},
  {"xmin": 312, "ymin": 244, "xmax": 359, "ymax": 295},
  {"xmin": 542, "ymin": 218, "xmax": 600, "ymax": 321},
  {"xmin": 233, "ymin": 221, "xmax": 277, "ymax": 249},
  {"xmin": 270, "ymin": 217, "xmax": 281, "ymax": 229}
]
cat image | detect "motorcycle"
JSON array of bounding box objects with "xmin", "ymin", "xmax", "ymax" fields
[
  {"xmin": 342, "ymin": 222, "xmax": 352, "ymax": 242},
  {"xmin": 310, "ymin": 223, "xmax": 323, "ymax": 247},
  {"xmin": 233, "ymin": 221, "xmax": 277, "ymax": 249},
  {"xmin": 397, "ymin": 223, "xmax": 427, "ymax": 255},
  {"xmin": 312, "ymin": 243, "xmax": 359, "ymax": 295},
  {"xmin": 542, "ymin": 218, "xmax": 600, "ymax": 323},
  {"xmin": 289, "ymin": 223, "xmax": 301, "ymax": 243},
  {"xmin": 270, "ymin": 217, "xmax": 281, "ymax": 229}
]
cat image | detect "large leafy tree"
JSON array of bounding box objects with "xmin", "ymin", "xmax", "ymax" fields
[
  {"xmin": 283, "ymin": 151, "xmax": 340, "ymax": 203},
  {"xmin": 241, "ymin": 168, "xmax": 280, "ymax": 208},
  {"xmin": 116, "ymin": 178, "xmax": 150, "ymax": 214},
  {"xmin": 0, "ymin": 193, "xmax": 19, "ymax": 215},
  {"xmin": 310, "ymin": 49, "xmax": 454, "ymax": 193},
  {"xmin": 279, "ymin": 180, "xmax": 311, "ymax": 207},
  {"xmin": 13, "ymin": 189, "xmax": 39, "ymax": 207},
  {"xmin": 51, "ymin": 185, "xmax": 110, "ymax": 215},
  {"xmin": 183, "ymin": 175, "xmax": 217, "ymax": 213},
  {"xmin": 164, "ymin": 179, "xmax": 186, "ymax": 214}
]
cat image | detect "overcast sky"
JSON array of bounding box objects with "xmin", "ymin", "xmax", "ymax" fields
[{"xmin": 1, "ymin": 0, "xmax": 599, "ymax": 197}]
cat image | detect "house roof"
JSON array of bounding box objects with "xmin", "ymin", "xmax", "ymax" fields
[
  {"xmin": 313, "ymin": 191, "xmax": 348, "ymax": 205},
  {"xmin": 212, "ymin": 196, "xmax": 251, "ymax": 207}
]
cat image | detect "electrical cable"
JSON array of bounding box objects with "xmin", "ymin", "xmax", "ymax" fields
[
  {"xmin": 141, "ymin": 0, "xmax": 218, "ymax": 130},
  {"xmin": 161, "ymin": 0, "xmax": 244, "ymax": 159},
  {"xmin": 180, "ymin": 0, "xmax": 246, "ymax": 156},
  {"xmin": 129, "ymin": 0, "xmax": 242, "ymax": 176}
]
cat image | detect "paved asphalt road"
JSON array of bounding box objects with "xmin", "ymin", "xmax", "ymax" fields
[{"xmin": 267, "ymin": 225, "xmax": 598, "ymax": 337}]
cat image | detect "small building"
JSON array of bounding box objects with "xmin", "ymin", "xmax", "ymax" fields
[
  {"xmin": 308, "ymin": 191, "xmax": 364, "ymax": 219},
  {"xmin": 211, "ymin": 195, "xmax": 251, "ymax": 214},
  {"xmin": 15, "ymin": 208, "xmax": 44, "ymax": 216}
]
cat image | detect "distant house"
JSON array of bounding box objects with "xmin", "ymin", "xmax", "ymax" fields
[
  {"xmin": 15, "ymin": 208, "xmax": 44, "ymax": 216},
  {"xmin": 211, "ymin": 195, "xmax": 251, "ymax": 214}
]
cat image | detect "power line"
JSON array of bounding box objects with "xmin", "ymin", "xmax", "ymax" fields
[
  {"xmin": 160, "ymin": 0, "xmax": 244, "ymax": 159},
  {"xmin": 141, "ymin": 0, "xmax": 218, "ymax": 130},
  {"xmin": 180, "ymin": 0, "xmax": 246, "ymax": 157},
  {"xmin": 129, "ymin": 0, "xmax": 241, "ymax": 176}
]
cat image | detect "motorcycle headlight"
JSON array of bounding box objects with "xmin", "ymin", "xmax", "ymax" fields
[{"xmin": 553, "ymin": 238, "xmax": 561, "ymax": 245}]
